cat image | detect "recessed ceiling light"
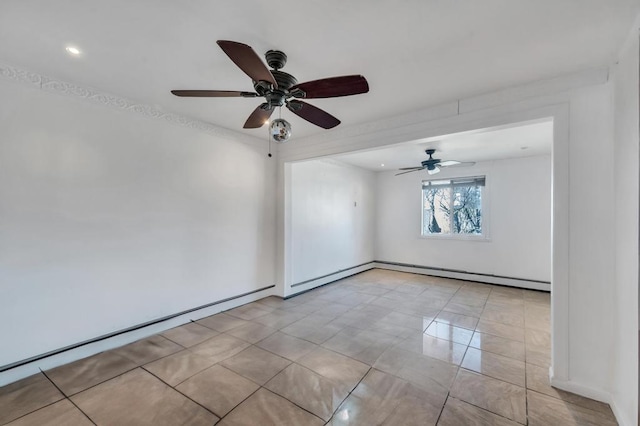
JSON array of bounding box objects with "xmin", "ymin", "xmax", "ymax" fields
[
  {"xmin": 381, "ymin": 163, "xmax": 385, "ymax": 167},
  {"xmin": 65, "ymin": 46, "xmax": 81, "ymax": 56}
]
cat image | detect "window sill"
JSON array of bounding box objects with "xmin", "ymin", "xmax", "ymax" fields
[{"xmin": 418, "ymin": 234, "xmax": 491, "ymax": 242}]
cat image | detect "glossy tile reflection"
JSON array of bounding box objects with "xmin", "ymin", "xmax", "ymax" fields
[{"xmin": 0, "ymin": 269, "xmax": 619, "ymax": 425}]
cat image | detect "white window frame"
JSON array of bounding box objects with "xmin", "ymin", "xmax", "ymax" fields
[{"xmin": 420, "ymin": 175, "xmax": 490, "ymax": 241}]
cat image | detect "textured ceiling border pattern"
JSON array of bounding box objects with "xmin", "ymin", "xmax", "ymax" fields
[{"xmin": 0, "ymin": 63, "xmax": 260, "ymax": 146}]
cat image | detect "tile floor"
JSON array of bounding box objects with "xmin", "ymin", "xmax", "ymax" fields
[{"xmin": 0, "ymin": 269, "xmax": 618, "ymax": 425}]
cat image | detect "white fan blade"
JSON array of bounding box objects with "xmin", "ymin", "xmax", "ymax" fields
[{"xmin": 440, "ymin": 161, "xmax": 475, "ymax": 168}]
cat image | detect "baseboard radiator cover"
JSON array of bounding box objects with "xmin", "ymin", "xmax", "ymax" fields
[{"xmin": 0, "ymin": 284, "xmax": 275, "ymax": 387}]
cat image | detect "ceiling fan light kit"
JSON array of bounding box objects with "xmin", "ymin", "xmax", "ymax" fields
[
  {"xmin": 396, "ymin": 149, "xmax": 476, "ymax": 176},
  {"xmin": 171, "ymin": 40, "xmax": 369, "ymax": 148}
]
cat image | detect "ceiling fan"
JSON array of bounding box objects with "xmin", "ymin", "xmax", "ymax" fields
[
  {"xmin": 171, "ymin": 40, "xmax": 369, "ymax": 130},
  {"xmin": 396, "ymin": 149, "xmax": 475, "ymax": 176}
]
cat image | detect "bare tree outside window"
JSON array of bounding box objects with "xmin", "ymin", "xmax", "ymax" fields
[{"xmin": 422, "ymin": 177, "xmax": 484, "ymax": 236}]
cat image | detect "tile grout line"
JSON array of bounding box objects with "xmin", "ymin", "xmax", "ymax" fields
[
  {"xmin": 435, "ymin": 394, "xmax": 450, "ymax": 424},
  {"xmin": 0, "ymin": 397, "xmax": 63, "ymax": 425},
  {"xmin": 40, "ymin": 369, "xmax": 97, "ymax": 426},
  {"xmin": 325, "ymin": 365, "xmax": 374, "ymax": 423},
  {"xmin": 142, "ymin": 368, "xmax": 221, "ymax": 420}
]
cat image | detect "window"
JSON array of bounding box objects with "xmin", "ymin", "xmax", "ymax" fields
[{"xmin": 422, "ymin": 176, "xmax": 485, "ymax": 237}]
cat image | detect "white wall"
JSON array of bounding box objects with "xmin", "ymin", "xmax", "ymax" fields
[
  {"xmin": 611, "ymin": 27, "xmax": 639, "ymax": 426},
  {"xmin": 0, "ymin": 77, "xmax": 276, "ymax": 368},
  {"xmin": 289, "ymin": 159, "xmax": 375, "ymax": 287},
  {"xmin": 376, "ymin": 155, "xmax": 551, "ymax": 282},
  {"xmin": 276, "ymin": 66, "xmax": 624, "ymax": 414},
  {"xmin": 564, "ymin": 83, "xmax": 617, "ymax": 393}
]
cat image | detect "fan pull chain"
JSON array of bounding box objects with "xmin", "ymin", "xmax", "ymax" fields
[{"xmin": 267, "ymin": 121, "xmax": 272, "ymax": 158}]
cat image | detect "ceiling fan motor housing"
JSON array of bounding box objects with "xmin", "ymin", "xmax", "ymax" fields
[
  {"xmin": 422, "ymin": 149, "xmax": 440, "ymax": 169},
  {"xmin": 254, "ymin": 68, "xmax": 298, "ymax": 108},
  {"xmin": 265, "ymin": 50, "xmax": 287, "ymax": 70}
]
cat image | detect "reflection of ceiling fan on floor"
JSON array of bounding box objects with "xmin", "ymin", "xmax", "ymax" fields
[
  {"xmin": 171, "ymin": 40, "xmax": 369, "ymax": 130},
  {"xmin": 396, "ymin": 149, "xmax": 475, "ymax": 176}
]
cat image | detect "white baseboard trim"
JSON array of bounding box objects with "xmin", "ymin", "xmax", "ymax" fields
[
  {"xmin": 608, "ymin": 396, "xmax": 633, "ymax": 426},
  {"xmin": 0, "ymin": 285, "xmax": 276, "ymax": 387},
  {"xmin": 549, "ymin": 375, "xmax": 612, "ymax": 404},
  {"xmin": 285, "ymin": 262, "xmax": 376, "ymax": 297},
  {"xmin": 548, "ymin": 369, "xmax": 632, "ymax": 426},
  {"xmin": 374, "ymin": 261, "xmax": 550, "ymax": 291}
]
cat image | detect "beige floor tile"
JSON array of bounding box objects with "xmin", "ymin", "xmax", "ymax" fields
[
  {"xmin": 322, "ymin": 328, "xmax": 403, "ymax": 365},
  {"xmin": 218, "ymin": 388, "xmax": 324, "ymax": 426},
  {"xmin": 449, "ymin": 294, "xmax": 487, "ymax": 307},
  {"xmin": 221, "ymin": 346, "xmax": 291, "ymax": 385},
  {"xmin": 71, "ymin": 368, "xmax": 217, "ymax": 426},
  {"xmin": 160, "ymin": 322, "xmax": 219, "ymax": 347},
  {"xmin": 46, "ymin": 351, "xmax": 137, "ymax": 396},
  {"xmin": 253, "ymin": 296, "xmax": 290, "ymax": 309},
  {"xmin": 450, "ymin": 369, "xmax": 526, "ymax": 424},
  {"xmin": 525, "ymin": 347, "xmax": 550, "ymax": 368},
  {"xmin": 425, "ymin": 321, "xmax": 474, "ymax": 345},
  {"xmin": 469, "ymin": 331, "xmax": 525, "ymax": 361},
  {"xmin": 461, "ymin": 347, "xmax": 525, "ymax": 386},
  {"xmin": 5, "ymin": 399, "xmax": 92, "ymax": 426},
  {"xmin": 438, "ymin": 396, "xmax": 520, "ymax": 426},
  {"xmin": 265, "ymin": 363, "xmax": 350, "ymax": 421},
  {"xmin": 176, "ymin": 364, "xmax": 259, "ymax": 417},
  {"xmin": 225, "ymin": 303, "xmax": 273, "ymax": 320},
  {"xmin": 0, "ymin": 373, "xmax": 64, "ymax": 425},
  {"xmin": 398, "ymin": 333, "xmax": 467, "ymax": 365},
  {"xmin": 112, "ymin": 335, "xmax": 183, "ymax": 365},
  {"xmin": 143, "ymin": 349, "xmax": 215, "ymax": 386},
  {"xmin": 366, "ymin": 320, "xmax": 418, "ymax": 338},
  {"xmin": 443, "ymin": 301, "xmax": 484, "ymax": 317},
  {"xmin": 349, "ymin": 368, "xmax": 446, "ymax": 419},
  {"xmin": 314, "ymin": 303, "xmax": 354, "ymax": 318},
  {"xmin": 525, "ymin": 328, "xmax": 550, "ymax": 347},
  {"xmin": 524, "ymin": 290, "xmax": 550, "ymax": 304},
  {"xmin": 374, "ymin": 346, "xmax": 458, "ymax": 391},
  {"xmin": 525, "ymin": 363, "xmax": 614, "ymax": 414},
  {"xmin": 189, "ymin": 333, "xmax": 251, "ymax": 364},
  {"xmin": 527, "ymin": 390, "xmax": 617, "ymax": 426},
  {"xmin": 392, "ymin": 283, "xmax": 429, "ymax": 295},
  {"xmin": 435, "ymin": 311, "xmax": 479, "ymax": 331},
  {"xmin": 487, "ymin": 294, "xmax": 525, "ymax": 308},
  {"xmin": 196, "ymin": 312, "xmax": 249, "ymax": 332},
  {"xmin": 252, "ymin": 310, "xmax": 308, "ymax": 329},
  {"xmin": 297, "ymin": 347, "xmax": 370, "ymax": 391},
  {"xmin": 525, "ymin": 328, "xmax": 550, "ymax": 368},
  {"xmin": 333, "ymin": 386, "xmax": 441, "ymax": 425},
  {"xmin": 400, "ymin": 300, "xmax": 446, "ymax": 317},
  {"xmin": 225, "ymin": 321, "xmax": 277, "ymax": 343},
  {"xmin": 475, "ymin": 319, "xmax": 525, "ymax": 342},
  {"xmin": 256, "ymin": 331, "xmax": 318, "ymax": 361},
  {"xmin": 480, "ymin": 306, "xmax": 525, "ymax": 327},
  {"xmin": 281, "ymin": 318, "xmax": 344, "ymax": 344},
  {"xmin": 374, "ymin": 311, "xmax": 432, "ymax": 331}
]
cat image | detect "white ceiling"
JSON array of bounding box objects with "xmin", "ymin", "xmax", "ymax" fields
[
  {"xmin": 0, "ymin": 1, "xmax": 637, "ymax": 139},
  {"xmin": 333, "ymin": 120, "xmax": 553, "ymax": 171}
]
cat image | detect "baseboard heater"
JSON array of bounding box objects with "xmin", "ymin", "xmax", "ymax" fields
[
  {"xmin": 290, "ymin": 261, "xmax": 376, "ymax": 288},
  {"xmin": 375, "ymin": 260, "xmax": 550, "ymax": 291},
  {"xmin": 0, "ymin": 284, "xmax": 275, "ymax": 374}
]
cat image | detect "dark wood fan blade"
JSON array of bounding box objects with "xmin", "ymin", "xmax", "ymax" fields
[
  {"xmin": 290, "ymin": 75, "xmax": 369, "ymax": 99},
  {"xmin": 171, "ymin": 90, "xmax": 257, "ymax": 97},
  {"xmin": 398, "ymin": 167, "xmax": 425, "ymax": 170},
  {"xmin": 244, "ymin": 103, "xmax": 275, "ymax": 128},
  {"xmin": 217, "ymin": 40, "xmax": 277, "ymax": 87},
  {"xmin": 286, "ymin": 100, "xmax": 340, "ymax": 129},
  {"xmin": 395, "ymin": 169, "xmax": 425, "ymax": 176}
]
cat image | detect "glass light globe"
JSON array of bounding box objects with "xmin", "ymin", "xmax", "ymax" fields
[{"xmin": 270, "ymin": 118, "xmax": 292, "ymax": 143}]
